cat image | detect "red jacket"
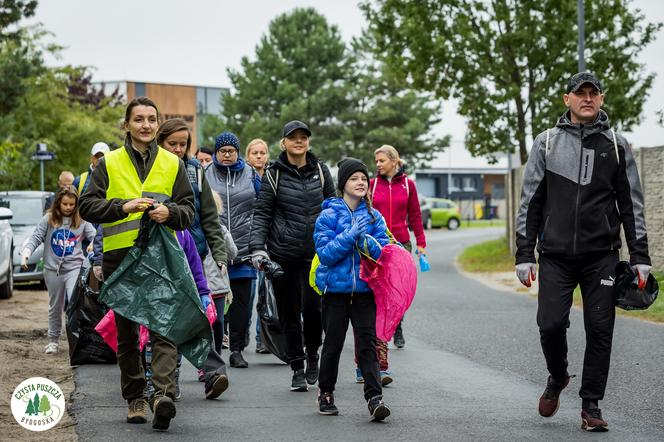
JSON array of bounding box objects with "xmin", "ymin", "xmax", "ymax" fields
[{"xmin": 370, "ymin": 173, "xmax": 426, "ymax": 248}]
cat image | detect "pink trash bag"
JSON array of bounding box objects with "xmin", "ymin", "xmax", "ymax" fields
[
  {"xmin": 360, "ymin": 243, "xmax": 418, "ymax": 342},
  {"xmin": 94, "ymin": 310, "xmax": 151, "ymax": 353}
]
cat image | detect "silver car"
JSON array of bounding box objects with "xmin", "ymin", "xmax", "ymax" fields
[
  {"xmin": 0, "ymin": 206, "xmax": 13, "ymax": 299},
  {"xmin": 0, "ymin": 191, "xmax": 53, "ymax": 285}
]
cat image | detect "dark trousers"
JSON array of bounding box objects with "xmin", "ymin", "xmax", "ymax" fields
[
  {"xmin": 537, "ymin": 252, "xmax": 618, "ymax": 401},
  {"xmin": 228, "ymin": 279, "xmax": 252, "ymax": 352},
  {"xmin": 319, "ymin": 292, "xmax": 382, "ymax": 401},
  {"xmin": 115, "ymin": 312, "xmax": 176, "ymax": 402},
  {"xmin": 212, "ymin": 295, "xmax": 226, "ymax": 355},
  {"xmin": 201, "ymin": 347, "xmax": 227, "ymax": 379},
  {"xmin": 271, "ymin": 259, "xmax": 322, "ymax": 371}
]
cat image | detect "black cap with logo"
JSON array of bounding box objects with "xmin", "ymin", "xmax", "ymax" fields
[{"xmin": 566, "ymin": 72, "xmax": 603, "ymax": 94}]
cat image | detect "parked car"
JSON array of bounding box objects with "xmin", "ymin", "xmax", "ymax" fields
[
  {"xmin": 0, "ymin": 191, "xmax": 53, "ymax": 285},
  {"xmin": 0, "ymin": 207, "xmax": 14, "ymax": 299},
  {"xmin": 425, "ymin": 197, "xmax": 461, "ymax": 230},
  {"xmin": 419, "ymin": 196, "xmax": 432, "ymax": 230}
]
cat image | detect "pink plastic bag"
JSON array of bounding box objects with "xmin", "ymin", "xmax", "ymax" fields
[
  {"xmin": 360, "ymin": 243, "xmax": 417, "ymax": 342},
  {"xmin": 95, "ymin": 310, "xmax": 151, "ymax": 353},
  {"xmin": 206, "ymin": 301, "xmax": 217, "ymax": 325}
]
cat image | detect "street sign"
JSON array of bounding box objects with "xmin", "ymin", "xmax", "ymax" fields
[{"xmin": 31, "ymin": 152, "xmax": 55, "ymax": 161}]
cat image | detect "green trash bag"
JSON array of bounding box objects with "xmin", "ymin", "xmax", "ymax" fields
[{"xmin": 99, "ymin": 212, "xmax": 211, "ymax": 368}]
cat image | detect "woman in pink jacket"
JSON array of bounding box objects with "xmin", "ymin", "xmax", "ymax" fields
[{"xmin": 370, "ymin": 144, "xmax": 427, "ymax": 349}]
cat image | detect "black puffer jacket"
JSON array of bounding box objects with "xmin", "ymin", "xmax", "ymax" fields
[{"xmin": 250, "ymin": 151, "xmax": 336, "ymax": 262}]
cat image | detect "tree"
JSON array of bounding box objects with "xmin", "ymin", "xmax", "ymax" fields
[
  {"xmin": 334, "ymin": 35, "xmax": 448, "ymax": 167},
  {"xmin": 67, "ymin": 67, "xmax": 123, "ymax": 110},
  {"xmin": 362, "ymin": 0, "xmax": 662, "ymax": 163},
  {"xmin": 38, "ymin": 394, "xmax": 51, "ymax": 415},
  {"xmin": 0, "ymin": 0, "xmax": 37, "ymax": 44},
  {"xmin": 25, "ymin": 398, "xmax": 36, "ymax": 416},
  {"xmin": 32, "ymin": 393, "xmax": 39, "ymax": 412},
  {"xmin": 223, "ymin": 8, "xmax": 350, "ymax": 158}
]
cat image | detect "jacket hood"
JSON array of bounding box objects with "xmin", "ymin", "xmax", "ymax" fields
[
  {"xmin": 556, "ymin": 109, "xmax": 610, "ymax": 138},
  {"xmin": 274, "ymin": 151, "xmax": 319, "ymax": 173}
]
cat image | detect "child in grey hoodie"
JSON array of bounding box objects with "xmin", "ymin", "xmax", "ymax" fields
[{"xmin": 21, "ymin": 188, "xmax": 96, "ymax": 354}]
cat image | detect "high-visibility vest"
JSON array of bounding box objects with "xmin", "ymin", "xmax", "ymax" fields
[
  {"xmin": 77, "ymin": 171, "xmax": 88, "ymax": 194},
  {"xmin": 102, "ymin": 146, "xmax": 179, "ymax": 252}
]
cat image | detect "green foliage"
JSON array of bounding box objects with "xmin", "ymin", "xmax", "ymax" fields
[
  {"xmin": 32, "ymin": 392, "xmax": 39, "ymax": 412},
  {"xmin": 223, "ymin": 8, "xmax": 445, "ymax": 165},
  {"xmin": 458, "ymin": 237, "xmax": 514, "ymax": 273},
  {"xmin": 198, "ymin": 112, "xmax": 225, "ymax": 149},
  {"xmin": 362, "ymin": 0, "xmax": 662, "ymax": 163},
  {"xmin": 0, "ymin": 0, "xmax": 37, "ymax": 43}
]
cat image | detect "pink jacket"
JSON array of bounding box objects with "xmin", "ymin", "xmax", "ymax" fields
[{"xmin": 370, "ymin": 173, "xmax": 426, "ymax": 248}]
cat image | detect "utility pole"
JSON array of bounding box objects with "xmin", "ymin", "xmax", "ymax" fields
[{"xmin": 578, "ymin": 0, "xmax": 586, "ymax": 72}]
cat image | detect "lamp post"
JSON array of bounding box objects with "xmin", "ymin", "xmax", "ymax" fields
[
  {"xmin": 31, "ymin": 143, "xmax": 55, "ymax": 191},
  {"xmin": 578, "ymin": 0, "xmax": 586, "ymax": 71}
]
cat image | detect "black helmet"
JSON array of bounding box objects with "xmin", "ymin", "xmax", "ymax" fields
[{"xmin": 614, "ymin": 261, "xmax": 659, "ymax": 311}]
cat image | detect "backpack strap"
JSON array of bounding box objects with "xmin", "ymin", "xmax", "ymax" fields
[
  {"xmin": 545, "ymin": 128, "xmax": 550, "ymax": 153},
  {"xmin": 371, "ymin": 178, "xmax": 378, "ymax": 203},
  {"xmin": 405, "ymin": 177, "xmax": 410, "ymax": 198},
  {"xmin": 317, "ymin": 162, "xmax": 325, "ymax": 189},
  {"xmin": 611, "ymin": 129, "xmax": 619, "ymax": 166},
  {"xmin": 266, "ymin": 168, "xmax": 279, "ymax": 195}
]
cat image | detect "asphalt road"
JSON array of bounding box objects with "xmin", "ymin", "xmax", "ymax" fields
[{"xmin": 71, "ymin": 227, "xmax": 664, "ymax": 441}]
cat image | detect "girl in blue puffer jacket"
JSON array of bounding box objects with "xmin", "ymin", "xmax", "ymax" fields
[{"xmin": 313, "ymin": 158, "xmax": 391, "ymax": 421}]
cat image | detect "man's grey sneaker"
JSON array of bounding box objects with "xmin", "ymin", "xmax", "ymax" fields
[
  {"xmin": 393, "ymin": 326, "xmax": 405, "ymax": 348},
  {"xmin": 538, "ymin": 374, "xmax": 571, "ymax": 417},
  {"xmin": 305, "ymin": 354, "xmax": 319, "ymax": 385},
  {"xmin": 173, "ymin": 367, "xmax": 182, "ymax": 401},
  {"xmin": 581, "ymin": 408, "xmax": 608, "ymax": 432},
  {"xmin": 205, "ymin": 373, "xmax": 229, "ymax": 400},
  {"xmin": 151, "ymin": 395, "xmax": 176, "ymax": 431},
  {"xmin": 318, "ymin": 391, "xmax": 339, "ymax": 415},
  {"xmin": 291, "ymin": 369, "xmax": 308, "ymax": 392},
  {"xmin": 367, "ymin": 396, "xmax": 390, "ymax": 421},
  {"xmin": 255, "ymin": 343, "xmax": 270, "ymax": 354},
  {"xmin": 126, "ymin": 398, "xmax": 148, "ymax": 424},
  {"xmin": 229, "ymin": 351, "xmax": 248, "ymax": 368}
]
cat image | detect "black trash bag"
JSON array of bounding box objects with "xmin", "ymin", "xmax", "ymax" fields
[
  {"xmin": 256, "ymin": 272, "xmax": 289, "ymax": 363},
  {"xmin": 65, "ymin": 265, "xmax": 116, "ymax": 365},
  {"xmin": 614, "ymin": 261, "xmax": 659, "ymax": 311}
]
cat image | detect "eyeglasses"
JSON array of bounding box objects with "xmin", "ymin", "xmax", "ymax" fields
[{"xmin": 218, "ymin": 149, "xmax": 237, "ymax": 157}]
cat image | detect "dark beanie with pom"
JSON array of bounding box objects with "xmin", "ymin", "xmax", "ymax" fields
[{"xmin": 337, "ymin": 157, "xmax": 370, "ymax": 193}]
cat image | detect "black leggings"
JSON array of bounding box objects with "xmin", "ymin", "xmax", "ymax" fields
[
  {"xmin": 212, "ymin": 295, "xmax": 226, "ymax": 355},
  {"xmin": 227, "ymin": 279, "xmax": 253, "ymax": 352}
]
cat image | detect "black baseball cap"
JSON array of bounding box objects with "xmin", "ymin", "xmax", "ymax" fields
[
  {"xmin": 566, "ymin": 72, "xmax": 603, "ymax": 94},
  {"xmin": 282, "ymin": 120, "xmax": 311, "ymax": 138}
]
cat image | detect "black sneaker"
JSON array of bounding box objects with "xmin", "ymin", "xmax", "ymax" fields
[
  {"xmin": 205, "ymin": 373, "xmax": 229, "ymax": 400},
  {"xmin": 305, "ymin": 354, "xmax": 319, "ymax": 385},
  {"xmin": 291, "ymin": 369, "xmax": 308, "ymax": 392},
  {"xmin": 318, "ymin": 391, "xmax": 339, "ymax": 415},
  {"xmin": 581, "ymin": 408, "xmax": 608, "ymax": 432},
  {"xmin": 255, "ymin": 343, "xmax": 270, "ymax": 354},
  {"xmin": 393, "ymin": 325, "xmax": 405, "ymax": 348},
  {"xmin": 367, "ymin": 396, "xmax": 390, "ymax": 421},
  {"xmin": 229, "ymin": 351, "xmax": 248, "ymax": 368}
]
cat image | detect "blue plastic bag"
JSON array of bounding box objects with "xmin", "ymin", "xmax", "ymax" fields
[{"xmin": 418, "ymin": 252, "xmax": 431, "ymax": 272}]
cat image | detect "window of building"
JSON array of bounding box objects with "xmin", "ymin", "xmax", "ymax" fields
[
  {"xmin": 462, "ymin": 177, "xmax": 477, "ymax": 192},
  {"xmin": 134, "ymin": 82, "xmax": 145, "ymax": 97}
]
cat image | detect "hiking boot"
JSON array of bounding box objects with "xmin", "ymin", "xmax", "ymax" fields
[
  {"xmin": 581, "ymin": 408, "xmax": 608, "ymax": 432},
  {"xmin": 367, "ymin": 396, "xmax": 391, "ymax": 421},
  {"xmin": 380, "ymin": 370, "xmax": 393, "ymax": 386},
  {"xmin": 318, "ymin": 391, "xmax": 339, "ymax": 415},
  {"xmin": 205, "ymin": 373, "xmax": 229, "ymax": 400},
  {"xmin": 255, "ymin": 343, "xmax": 270, "ymax": 354},
  {"xmin": 305, "ymin": 354, "xmax": 319, "ymax": 385},
  {"xmin": 197, "ymin": 368, "xmax": 206, "ymax": 382},
  {"xmin": 151, "ymin": 395, "xmax": 176, "ymax": 431},
  {"xmin": 355, "ymin": 367, "xmax": 364, "ymax": 384},
  {"xmin": 127, "ymin": 398, "xmax": 148, "ymax": 424},
  {"xmin": 173, "ymin": 367, "xmax": 182, "ymax": 401},
  {"xmin": 393, "ymin": 325, "xmax": 405, "ymax": 348},
  {"xmin": 291, "ymin": 369, "xmax": 308, "ymax": 392},
  {"xmin": 230, "ymin": 351, "xmax": 248, "ymax": 368},
  {"xmin": 44, "ymin": 342, "xmax": 58, "ymax": 354},
  {"xmin": 538, "ymin": 374, "xmax": 571, "ymax": 417}
]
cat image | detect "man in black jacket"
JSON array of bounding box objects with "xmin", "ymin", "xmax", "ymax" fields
[{"xmin": 515, "ymin": 72, "xmax": 651, "ymax": 432}]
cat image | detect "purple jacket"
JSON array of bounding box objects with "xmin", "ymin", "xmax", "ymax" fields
[{"xmin": 176, "ymin": 230, "xmax": 210, "ymax": 299}]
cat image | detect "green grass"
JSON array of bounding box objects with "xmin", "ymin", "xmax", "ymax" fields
[
  {"xmin": 457, "ymin": 236, "xmax": 513, "ymax": 272},
  {"xmin": 458, "ymin": 219, "xmax": 506, "ymax": 229},
  {"xmin": 573, "ymin": 272, "xmax": 664, "ymax": 323}
]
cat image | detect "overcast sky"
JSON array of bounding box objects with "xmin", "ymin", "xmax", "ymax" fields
[{"xmin": 28, "ymin": 0, "xmax": 664, "ymax": 157}]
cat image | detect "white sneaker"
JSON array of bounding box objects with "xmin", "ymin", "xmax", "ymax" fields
[{"xmin": 44, "ymin": 342, "xmax": 58, "ymax": 354}]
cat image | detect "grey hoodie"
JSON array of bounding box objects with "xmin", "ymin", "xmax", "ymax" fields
[{"xmin": 24, "ymin": 214, "xmax": 97, "ymax": 273}]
